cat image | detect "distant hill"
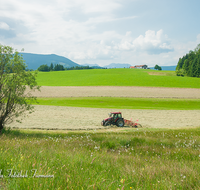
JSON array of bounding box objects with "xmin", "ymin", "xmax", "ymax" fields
[
  {"xmin": 149, "ymin": 66, "xmax": 176, "ymax": 71},
  {"xmin": 104, "ymin": 63, "xmax": 131, "ymax": 68},
  {"xmin": 20, "ymin": 53, "xmax": 80, "ymax": 70},
  {"xmin": 82, "ymin": 63, "xmax": 103, "ymax": 69}
]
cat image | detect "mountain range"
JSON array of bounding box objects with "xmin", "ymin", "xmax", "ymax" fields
[
  {"xmin": 104, "ymin": 63, "xmax": 131, "ymax": 68},
  {"xmin": 20, "ymin": 53, "xmax": 176, "ymax": 71}
]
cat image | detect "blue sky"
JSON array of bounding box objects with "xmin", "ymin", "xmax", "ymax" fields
[{"xmin": 0, "ymin": 0, "xmax": 200, "ymax": 67}]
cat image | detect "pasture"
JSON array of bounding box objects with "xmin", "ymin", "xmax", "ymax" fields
[{"xmin": 36, "ymin": 69, "xmax": 200, "ymax": 88}]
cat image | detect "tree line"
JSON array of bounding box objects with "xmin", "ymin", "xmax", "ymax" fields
[
  {"xmin": 37, "ymin": 63, "xmax": 65, "ymax": 71},
  {"xmin": 176, "ymin": 44, "xmax": 200, "ymax": 77},
  {"xmin": 66, "ymin": 66, "xmax": 95, "ymax": 70},
  {"xmin": 37, "ymin": 64, "xmax": 98, "ymax": 71}
]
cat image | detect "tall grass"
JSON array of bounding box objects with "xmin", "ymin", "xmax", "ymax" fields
[
  {"xmin": 0, "ymin": 128, "xmax": 199, "ymax": 189},
  {"xmin": 36, "ymin": 69, "xmax": 200, "ymax": 88}
]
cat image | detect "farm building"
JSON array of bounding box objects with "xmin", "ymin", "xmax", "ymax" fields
[{"xmin": 130, "ymin": 65, "xmax": 148, "ymax": 69}]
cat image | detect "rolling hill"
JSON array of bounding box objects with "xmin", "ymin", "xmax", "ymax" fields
[{"xmin": 20, "ymin": 53, "xmax": 80, "ymax": 70}]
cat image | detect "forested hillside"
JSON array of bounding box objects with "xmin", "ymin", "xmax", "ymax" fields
[{"xmin": 176, "ymin": 44, "xmax": 200, "ymax": 77}]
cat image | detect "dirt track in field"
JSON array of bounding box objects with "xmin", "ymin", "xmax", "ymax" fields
[
  {"xmin": 30, "ymin": 86, "xmax": 200, "ymax": 99},
  {"xmin": 8, "ymin": 86, "xmax": 200, "ymax": 130}
]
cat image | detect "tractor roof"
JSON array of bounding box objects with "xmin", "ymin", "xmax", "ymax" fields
[{"xmin": 110, "ymin": 112, "xmax": 122, "ymax": 114}]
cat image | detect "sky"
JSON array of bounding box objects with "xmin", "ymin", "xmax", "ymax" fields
[{"xmin": 0, "ymin": 0, "xmax": 200, "ymax": 67}]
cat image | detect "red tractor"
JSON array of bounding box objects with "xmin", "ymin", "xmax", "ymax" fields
[
  {"xmin": 101, "ymin": 112, "xmax": 142, "ymax": 128},
  {"xmin": 101, "ymin": 112, "xmax": 125, "ymax": 127}
]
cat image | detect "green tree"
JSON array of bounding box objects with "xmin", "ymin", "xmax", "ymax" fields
[
  {"xmin": 183, "ymin": 59, "xmax": 189, "ymax": 75},
  {"xmin": 50, "ymin": 63, "xmax": 54, "ymax": 71},
  {"xmin": 194, "ymin": 44, "xmax": 200, "ymax": 54},
  {"xmin": 54, "ymin": 64, "xmax": 65, "ymax": 71},
  {"xmin": 175, "ymin": 68, "xmax": 184, "ymax": 76},
  {"xmin": 176, "ymin": 44, "xmax": 200, "ymax": 77},
  {"xmin": 154, "ymin": 64, "xmax": 162, "ymax": 70},
  {"xmin": 196, "ymin": 54, "xmax": 200, "ymax": 77},
  {"xmin": 191, "ymin": 55, "xmax": 200, "ymax": 77},
  {"xmin": 0, "ymin": 45, "xmax": 40, "ymax": 133},
  {"xmin": 37, "ymin": 64, "xmax": 50, "ymax": 71}
]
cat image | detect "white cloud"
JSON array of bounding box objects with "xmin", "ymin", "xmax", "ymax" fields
[
  {"xmin": 115, "ymin": 29, "xmax": 173, "ymax": 54},
  {"xmin": 197, "ymin": 34, "xmax": 200, "ymax": 43},
  {"xmin": 0, "ymin": 22, "xmax": 10, "ymax": 30},
  {"xmin": 85, "ymin": 15, "xmax": 137, "ymax": 25},
  {"xmin": 0, "ymin": 0, "xmax": 199, "ymax": 67},
  {"xmin": 68, "ymin": 0, "xmax": 122, "ymax": 14},
  {"xmin": 60, "ymin": 29, "xmax": 175, "ymax": 64},
  {"xmin": 68, "ymin": 41, "xmax": 115, "ymax": 61}
]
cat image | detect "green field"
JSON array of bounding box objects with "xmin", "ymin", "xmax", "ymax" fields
[
  {"xmin": 1, "ymin": 68, "xmax": 199, "ymax": 190},
  {"xmin": 36, "ymin": 69, "xmax": 200, "ymax": 88},
  {"xmin": 35, "ymin": 69, "xmax": 200, "ymax": 109},
  {"xmin": 1, "ymin": 128, "xmax": 199, "ymax": 189},
  {"xmin": 35, "ymin": 97, "xmax": 200, "ymax": 110}
]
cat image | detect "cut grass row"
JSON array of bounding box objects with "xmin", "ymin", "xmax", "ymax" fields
[
  {"xmin": 34, "ymin": 97, "xmax": 200, "ymax": 110},
  {"xmin": 1, "ymin": 128, "xmax": 200, "ymax": 189},
  {"xmin": 36, "ymin": 69, "xmax": 200, "ymax": 88}
]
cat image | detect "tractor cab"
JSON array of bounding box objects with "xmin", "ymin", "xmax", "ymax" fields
[
  {"xmin": 108, "ymin": 112, "xmax": 122, "ymax": 121},
  {"xmin": 101, "ymin": 112, "xmax": 124, "ymax": 127}
]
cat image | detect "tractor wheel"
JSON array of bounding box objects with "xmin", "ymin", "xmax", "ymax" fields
[
  {"xmin": 136, "ymin": 124, "xmax": 142, "ymax": 128},
  {"xmin": 116, "ymin": 119, "xmax": 124, "ymax": 127},
  {"xmin": 105, "ymin": 121, "xmax": 110, "ymax": 126}
]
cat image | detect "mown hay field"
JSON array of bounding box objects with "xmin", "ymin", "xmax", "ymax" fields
[
  {"xmin": 9, "ymin": 86, "xmax": 200, "ymax": 130},
  {"xmin": 9, "ymin": 68, "xmax": 200, "ymax": 130}
]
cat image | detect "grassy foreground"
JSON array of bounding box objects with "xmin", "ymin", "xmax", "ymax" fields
[
  {"xmin": 35, "ymin": 97, "xmax": 200, "ymax": 110},
  {"xmin": 0, "ymin": 128, "xmax": 199, "ymax": 189},
  {"xmin": 36, "ymin": 69, "xmax": 200, "ymax": 88}
]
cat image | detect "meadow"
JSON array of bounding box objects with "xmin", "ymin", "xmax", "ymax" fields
[
  {"xmin": 35, "ymin": 97, "xmax": 200, "ymax": 110},
  {"xmin": 1, "ymin": 68, "xmax": 200, "ymax": 189},
  {"xmin": 36, "ymin": 69, "xmax": 200, "ymax": 88},
  {"xmin": 0, "ymin": 128, "xmax": 200, "ymax": 189}
]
